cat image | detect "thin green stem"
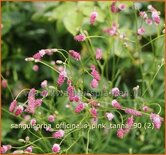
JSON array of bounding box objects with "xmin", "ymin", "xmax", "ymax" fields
[{"xmin": 86, "ymin": 127, "xmax": 91, "ymax": 154}]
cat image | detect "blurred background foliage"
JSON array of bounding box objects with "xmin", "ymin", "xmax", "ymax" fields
[{"xmin": 1, "ymin": 1, "xmax": 165, "ymax": 154}]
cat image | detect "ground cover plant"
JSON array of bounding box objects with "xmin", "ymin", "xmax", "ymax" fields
[{"xmin": 1, "ymin": 1, "xmax": 165, "ymax": 154}]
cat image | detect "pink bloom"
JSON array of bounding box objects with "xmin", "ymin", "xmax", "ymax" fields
[
  {"xmin": 41, "ymin": 80, "xmax": 47, "ymax": 88},
  {"xmin": 137, "ymin": 27, "xmax": 145, "ymax": 35},
  {"xmin": 103, "ymin": 23, "xmax": 118, "ymax": 36},
  {"xmin": 52, "ymin": 144, "xmax": 60, "ymax": 153},
  {"xmin": 0, "ymin": 146, "xmax": 8, "ymax": 153},
  {"xmin": 126, "ymin": 116, "xmax": 134, "ymax": 128},
  {"xmin": 111, "ymin": 87, "xmax": 120, "ymax": 97},
  {"xmin": 69, "ymin": 50, "xmax": 81, "ymax": 61},
  {"xmin": 2, "ymin": 79, "xmax": 7, "ymax": 88},
  {"xmin": 35, "ymin": 99, "xmax": 42, "ymax": 106},
  {"xmin": 41, "ymin": 90, "xmax": 48, "ymax": 97},
  {"xmin": 28, "ymin": 88, "xmax": 36, "ymax": 98},
  {"xmin": 74, "ymin": 34, "xmax": 86, "ymax": 42},
  {"xmin": 39, "ymin": 49, "xmax": 46, "ymax": 57},
  {"xmin": 75, "ymin": 102, "xmax": 85, "ymax": 113},
  {"xmin": 46, "ymin": 127, "xmax": 53, "ymax": 132},
  {"xmin": 25, "ymin": 88, "xmax": 42, "ymax": 114},
  {"xmin": 9, "ymin": 100, "xmax": 17, "ymax": 112},
  {"xmin": 105, "ymin": 112, "xmax": 114, "ymax": 121},
  {"xmin": 91, "ymin": 66, "xmax": 100, "ymax": 81},
  {"xmin": 30, "ymin": 118, "xmax": 36, "ymax": 125},
  {"xmin": 110, "ymin": 2, "xmax": 119, "ymax": 13},
  {"xmin": 48, "ymin": 115, "xmax": 55, "ymax": 122},
  {"xmin": 25, "ymin": 146, "xmax": 33, "ymax": 153},
  {"xmin": 15, "ymin": 105, "xmax": 23, "ymax": 116},
  {"xmin": 53, "ymin": 130, "xmax": 65, "ymax": 139},
  {"xmin": 0, "ymin": 145, "xmax": 11, "ymax": 153},
  {"xmin": 118, "ymin": 4, "xmax": 126, "ymax": 10},
  {"xmin": 32, "ymin": 65, "xmax": 39, "ymax": 72},
  {"xmin": 33, "ymin": 52, "xmax": 41, "ymax": 60},
  {"xmin": 96, "ymin": 48, "xmax": 102, "ymax": 60},
  {"xmin": 67, "ymin": 85, "xmax": 75, "ymax": 101},
  {"xmin": 145, "ymin": 18, "xmax": 153, "ymax": 25},
  {"xmin": 139, "ymin": 11, "xmax": 148, "ymax": 19},
  {"xmin": 142, "ymin": 105, "xmax": 149, "ymax": 112},
  {"xmin": 90, "ymin": 79, "xmax": 98, "ymax": 88},
  {"xmin": 111, "ymin": 100, "xmax": 122, "ymax": 109},
  {"xmin": 74, "ymin": 96, "xmax": 80, "ymax": 102},
  {"xmin": 124, "ymin": 108, "xmax": 142, "ymax": 116},
  {"xmin": 90, "ymin": 11, "xmax": 98, "ymax": 25},
  {"xmin": 117, "ymin": 129, "xmax": 124, "ymax": 139},
  {"xmin": 90, "ymin": 108, "xmax": 97, "ymax": 118},
  {"xmin": 152, "ymin": 11, "xmax": 160, "ymax": 24},
  {"xmin": 57, "ymin": 70, "xmax": 67, "ymax": 86},
  {"xmin": 150, "ymin": 113, "xmax": 163, "ymax": 129}
]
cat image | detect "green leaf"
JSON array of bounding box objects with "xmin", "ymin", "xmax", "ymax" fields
[
  {"xmin": 2, "ymin": 118, "xmax": 13, "ymax": 139},
  {"xmin": 1, "ymin": 41, "xmax": 8, "ymax": 60},
  {"xmin": 63, "ymin": 10, "xmax": 83, "ymax": 35}
]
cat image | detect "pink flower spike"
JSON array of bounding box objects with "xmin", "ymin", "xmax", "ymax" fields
[
  {"xmin": 57, "ymin": 70, "xmax": 67, "ymax": 86},
  {"xmin": 32, "ymin": 65, "xmax": 39, "ymax": 72},
  {"xmin": 117, "ymin": 128, "xmax": 124, "ymax": 139},
  {"xmin": 41, "ymin": 90, "xmax": 48, "ymax": 97},
  {"xmin": 74, "ymin": 34, "xmax": 86, "ymax": 42},
  {"xmin": 48, "ymin": 115, "xmax": 55, "ymax": 122},
  {"xmin": 41, "ymin": 80, "xmax": 47, "ymax": 88},
  {"xmin": 39, "ymin": 49, "xmax": 46, "ymax": 57},
  {"xmin": 124, "ymin": 108, "xmax": 142, "ymax": 116},
  {"xmin": 14, "ymin": 105, "xmax": 23, "ymax": 116},
  {"xmin": 105, "ymin": 112, "xmax": 114, "ymax": 121},
  {"xmin": 33, "ymin": 52, "xmax": 41, "ymax": 60},
  {"xmin": 9, "ymin": 100, "xmax": 17, "ymax": 113},
  {"xmin": 90, "ymin": 79, "xmax": 98, "ymax": 88},
  {"xmin": 96, "ymin": 48, "xmax": 103, "ymax": 60},
  {"xmin": 111, "ymin": 100, "xmax": 122, "ymax": 109},
  {"xmin": 126, "ymin": 116, "xmax": 134, "ymax": 128},
  {"xmin": 2, "ymin": 79, "xmax": 8, "ymax": 88},
  {"xmin": 52, "ymin": 144, "xmax": 60, "ymax": 153},
  {"xmin": 0, "ymin": 145, "xmax": 11, "ymax": 154},
  {"xmin": 91, "ymin": 68, "xmax": 100, "ymax": 81},
  {"xmin": 25, "ymin": 146, "xmax": 33, "ymax": 153},
  {"xmin": 110, "ymin": 2, "xmax": 119, "ymax": 13},
  {"xmin": 35, "ymin": 99, "xmax": 42, "ymax": 107},
  {"xmin": 150, "ymin": 113, "xmax": 163, "ymax": 129},
  {"xmin": 90, "ymin": 108, "xmax": 97, "ymax": 118},
  {"xmin": 74, "ymin": 96, "xmax": 80, "ymax": 102},
  {"xmin": 145, "ymin": 18, "xmax": 153, "ymax": 25},
  {"xmin": 152, "ymin": 11, "xmax": 160, "ymax": 24},
  {"xmin": 57, "ymin": 74, "xmax": 65, "ymax": 86},
  {"xmin": 75, "ymin": 102, "xmax": 85, "ymax": 113},
  {"xmin": 137, "ymin": 27, "xmax": 145, "ymax": 35},
  {"xmin": 69, "ymin": 50, "xmax": 81, "ymax": 61},
  {"xmin": 111, "ymin": 87, "xmax": 120, "ymax": 97},
  {"xmin": 53, "ymin": 130, "xmax": 65, "ymax": 139},
  {"xmin": 30, "ymin": 118, "xmax": 36, "ymax": 125},
  {"xmin": 90, "ymin": 11, "xmax": 98, "ymax": 25}
]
